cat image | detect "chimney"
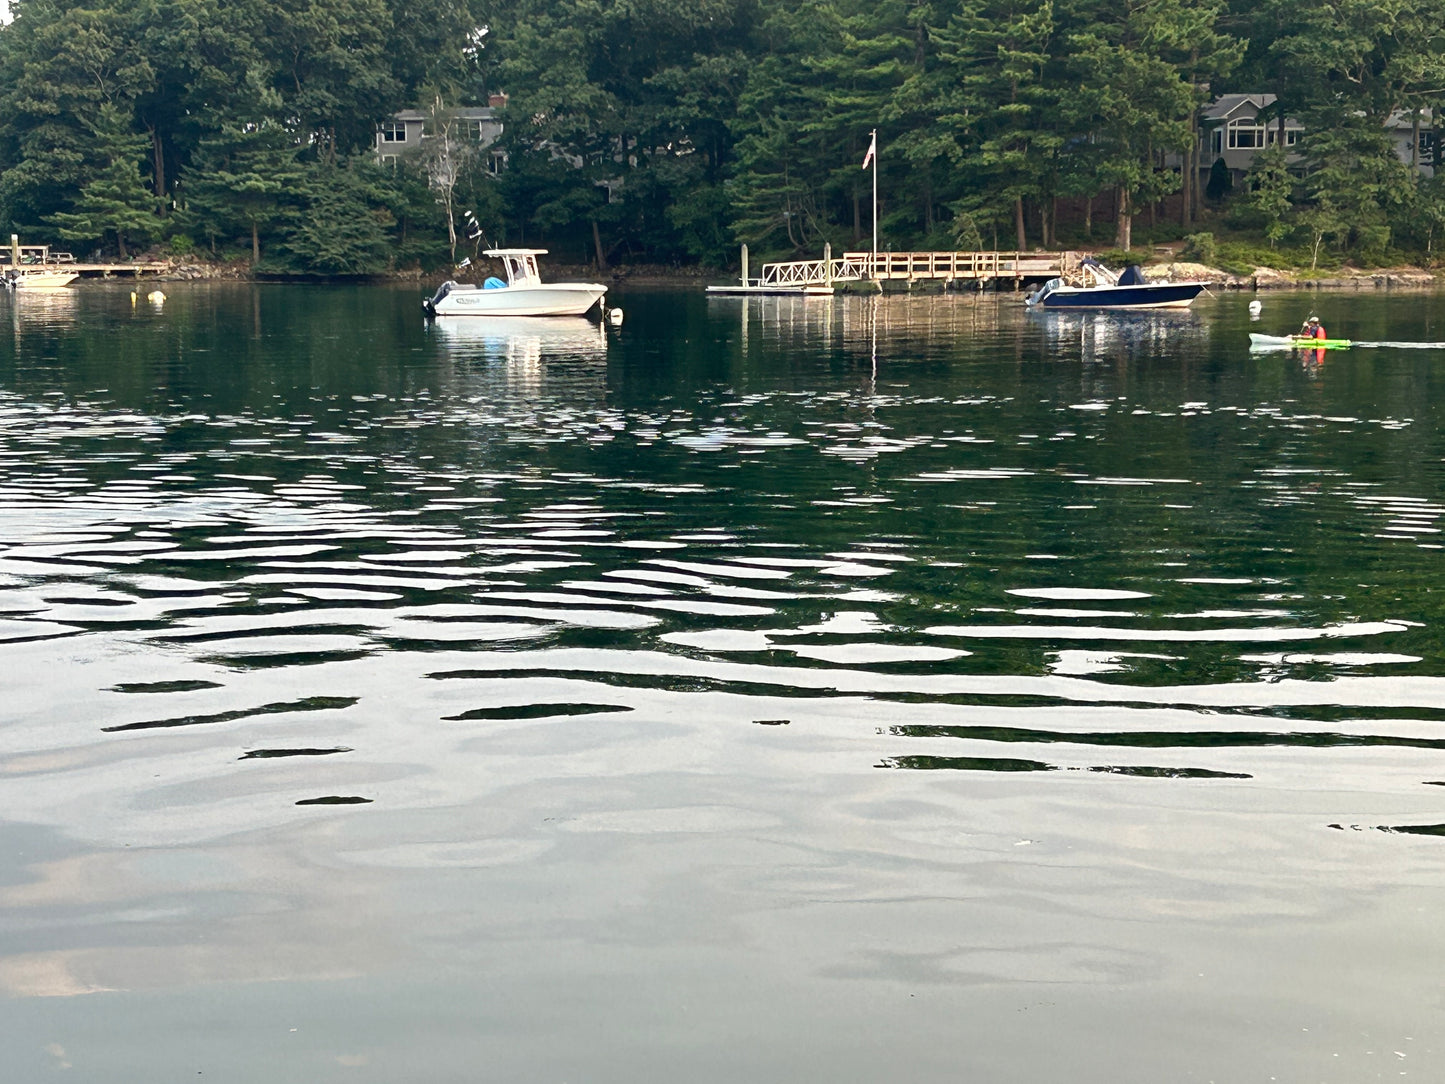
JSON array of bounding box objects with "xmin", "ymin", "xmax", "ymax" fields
[{"xmin": 488, "ymin": 93, "xmax": 508, "ymax": 109}]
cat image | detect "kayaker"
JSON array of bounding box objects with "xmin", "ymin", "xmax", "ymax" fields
[{"xmin": 1299, "ymin": 315, "xmax": 1326, "ymax": 339}]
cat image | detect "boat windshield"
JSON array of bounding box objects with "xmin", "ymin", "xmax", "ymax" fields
[{"xmin": 502, "ymin": 254, "xmax": 541, "ymax": 285}]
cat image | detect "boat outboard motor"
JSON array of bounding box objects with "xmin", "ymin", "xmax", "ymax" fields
[
  {"xmin": 1025, "ymin": 277, "xmax": 1059, "ymax": 307},
  {"xmin": 422, "ymin": 280, "xmax": 456, "ymax": 317}
]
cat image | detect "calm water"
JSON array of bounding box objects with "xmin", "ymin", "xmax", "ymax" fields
[{"xmin": 3, "ymin": 282, "xmax": 1445, "ymax": 1081}]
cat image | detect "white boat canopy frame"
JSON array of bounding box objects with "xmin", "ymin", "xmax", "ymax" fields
[{"xmin": 484, "ymin": 249, "xmax": 549, "ymax": 287}]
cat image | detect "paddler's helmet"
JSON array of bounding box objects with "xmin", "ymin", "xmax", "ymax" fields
[{"xmin": 1308, "ymin": 316, "xmax": 1320, "ymax": 325}]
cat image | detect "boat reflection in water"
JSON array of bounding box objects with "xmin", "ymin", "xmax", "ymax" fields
[
  {"xmin": 6, "ymin": 282, "xmax": 80, "ymax": 333},
  {"xmin": 1031, "ymin": 306, "xmax": 1207, "ymax": 362},
  {"xmin": 428, "ymin": 315, "xmax": 608, "ymax": 362},
  {"xmin": 428, "ymin": 315, "xmax": 610, "ymax": 398}
]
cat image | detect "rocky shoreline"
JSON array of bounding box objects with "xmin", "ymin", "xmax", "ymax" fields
[{"xmin": 1144, "ymin": 260, "xmax": 1439, "ymax": 290}]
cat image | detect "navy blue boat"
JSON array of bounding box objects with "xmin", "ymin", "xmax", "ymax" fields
[{"xmin": 1025, "ymin": 259, "xmax": 1206, "ymax": 310}]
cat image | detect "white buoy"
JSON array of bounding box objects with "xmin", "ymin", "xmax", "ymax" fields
[
  {"xmin": 147, "ymin": 290, "xmax": 166, "ymax": 304},
  {"xmin": 1248, "ymin": 299, "xmax": 1262, "ymax": 315},
  {"xmin": 607, "ymin": 307, "xmax": 624, "ymax": 327}
]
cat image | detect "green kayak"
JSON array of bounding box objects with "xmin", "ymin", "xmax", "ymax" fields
[{"xmin": 1249, "ymin": 333, "xmax": 1352, "ymax": 350}]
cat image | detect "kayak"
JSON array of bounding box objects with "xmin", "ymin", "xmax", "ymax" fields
[{"xmin": 1249, "ymin": 333, "xmax": 1353, "ymax": 350}]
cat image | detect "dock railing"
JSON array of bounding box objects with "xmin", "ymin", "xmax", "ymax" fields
[{"xmin": 754, "ymin": 250, "xmax": 1079, "ymax": 288}]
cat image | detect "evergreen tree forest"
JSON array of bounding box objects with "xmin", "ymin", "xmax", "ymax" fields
[{"xmin": 4, "ymin": 0, "xmax": 1445, "ymax": 275}]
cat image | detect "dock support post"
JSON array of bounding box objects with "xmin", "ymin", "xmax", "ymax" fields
[
  {"xmin": 823, "ymin": 242, "xmax": 832, "ymax": 288},
  {"xmin": 740, "ymin": 244, "xmax": 749, "ymax": 288},
  {"xmin": 9, "ymin": 234, "xmax": 18, "ymax": 267}
]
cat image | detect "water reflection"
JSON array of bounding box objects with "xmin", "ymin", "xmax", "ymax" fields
[
  {"xmin": 6, "ymin": 287, "xmax": 80, "ymax": 332},
  {"xmin": 4, "ymin": 285, "xmax": 1445, "ymax": 1080},
  {"xmin": 1029, "ymin": 306, "xmax": 1208, "ymax": 360},
  {"xmin": 427, "ymin": 314, "xmax": 608, "ymax": 363}
]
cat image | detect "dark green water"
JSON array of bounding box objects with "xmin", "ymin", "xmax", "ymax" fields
[{"xmin": 3, "ymin": 282, "xmax": 1445, "ymax": 1080}]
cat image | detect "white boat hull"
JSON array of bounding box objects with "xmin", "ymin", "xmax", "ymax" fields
[
  {"xmin": 9, "ymin": 270, "xmax": 79, "ymax": 289},
  {"xmin": 428, "ymin": 282, "xmax": 606, "ymax": 317}
]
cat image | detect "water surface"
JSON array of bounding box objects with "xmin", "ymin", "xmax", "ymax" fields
[{"xmin": 3, "ymin": 283, "xmax": 1445, "ymax": 1081}]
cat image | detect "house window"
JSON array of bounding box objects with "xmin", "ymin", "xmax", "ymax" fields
[
  {"xmin": 379, "ymin": 121, "xmax": 406, "ymax": 143},
  {"xmin": 487, "ymin": 151, "xmax": 506, "ymax": 175},
  {"xmin": 1285, "ymin": 129, "xmax": 1299, "ymax": 147},
  {"xmin": 1211, "ymin": 129, "xmax": 1223, "ymax": 156},
  {"xmin": 1227, "ymin": 121, "xmax": 1265, "ymax": 149},
  {"xmin": 464, "ymin": 120, "xmax": 486, "ymax": 142}
]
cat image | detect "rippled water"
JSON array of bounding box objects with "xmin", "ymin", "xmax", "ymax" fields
[{"xmin": 4, "ymin": 283, "xmax": 1445, "ymax": 1080}]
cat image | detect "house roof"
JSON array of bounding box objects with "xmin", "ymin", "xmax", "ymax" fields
[
  {"xmin": 1201, "ymin": 93, "xmax": 1275, "ymax": 121},
  {"xmin": 391, "ymin": 106, "xmax": 499, "ymax": 123},
  {"xmin": 1201, "ymin": 93, "xmax": 1303, "ymax": 129}
]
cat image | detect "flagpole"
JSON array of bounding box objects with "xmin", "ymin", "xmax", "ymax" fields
[{"xmin": 870, "ymin": 128, "xmax": 878, "ymax": 281}]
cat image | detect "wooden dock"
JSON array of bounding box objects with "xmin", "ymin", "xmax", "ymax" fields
[
  {"xmin": 3, "ymin": 241, "xmax": 168, "ymax": 280},
  {"xmin": 708, "ymin": 247, "xmax": 1081, "ymax": 295}
]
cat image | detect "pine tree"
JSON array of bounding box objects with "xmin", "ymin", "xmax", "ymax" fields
[
  {"xmin": 185, "ymin": 119, "xmax": 305, "ymax": 264},
  {"xmin": 47, "ymin": 104, "xmax": 162, "ymax": 258}
]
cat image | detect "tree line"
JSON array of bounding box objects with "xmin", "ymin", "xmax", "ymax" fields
[{"xmin": 3, "ymin": 0, "xmax": 1444, "ymax": 274}]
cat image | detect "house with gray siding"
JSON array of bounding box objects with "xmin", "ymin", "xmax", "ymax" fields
[
  {"xmin": 376, "ymin": 94, "xmax": 508, "ymax": 176},
  {"xmin": 1199, "ymin": 93, "xmax": 1304, "ymax": 181}
]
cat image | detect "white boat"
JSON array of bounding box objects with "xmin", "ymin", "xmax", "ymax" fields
[
  {"xmin": 423, "ymin": 249, "xmax": 606, "ymax": 317},
  {"xmin": 4, "ymin": 267, "xmax": 79, "ymax": 289}
]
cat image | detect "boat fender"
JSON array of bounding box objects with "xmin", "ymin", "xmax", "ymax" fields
[{"xmin": 483, "ymin": 276, "xmax": 506, "ymax": 290}]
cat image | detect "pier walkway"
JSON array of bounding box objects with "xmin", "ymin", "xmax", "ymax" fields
[
  {"xmin": 3, "ymin": 241, "xmax": 168, "ymax": 280},
  {"xmin": 708, "ymin": 248, "xmax": 1081, "ymax": 295},
  {"xmin": 65, "ymin": 262, "xmax": 169, "ymax": 279}
]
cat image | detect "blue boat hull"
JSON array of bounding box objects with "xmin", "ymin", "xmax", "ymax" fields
[{"xmin": 1029, "ymin": 281, "xmax": 1205, "ymax": 310}]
